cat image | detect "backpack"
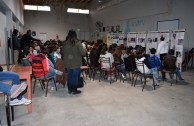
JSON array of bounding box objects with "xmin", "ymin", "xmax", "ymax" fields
[{"xmin": 32, "ymin": 53, "xmax": 49, "ymax": 77}]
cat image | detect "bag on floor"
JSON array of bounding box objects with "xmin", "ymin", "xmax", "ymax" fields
[{"xmin": 77, "ymin": 77, "xmax": 86, "ymax": 88}]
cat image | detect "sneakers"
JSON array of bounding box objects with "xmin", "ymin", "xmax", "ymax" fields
[
  {"xmin": 11, "ymin": 82, "xmax": 27, "ymax": 98},
  {"xmin": 10, "ymin": 99, "xmax": 25, "ymax": 106},
  {"xmin": 10, "ymin": 97, "xmax": 31, "ymax": 106},
  {"xmin": 72, "ymin": 90, "xmax": 81, "ymax": 95},
  {"xmin": 121, "ymin": 74, "xmax": 127, "ymax": 79},
  {"xmin": 51, "ymin": 87, "xmax": 55, "ymax": 91},
  {"xmin": 55, "ymin": 70, "xmax": 63, "ymax": 75},
  {"xmin": 20, "ymin": 97, "xmax": 31, "ymax": 105},
  {"xmin": 179, "ymin": 78, "xmax": 184, "ymax": 81}
]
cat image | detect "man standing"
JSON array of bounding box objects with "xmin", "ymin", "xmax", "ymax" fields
[
  {"xmin": 156, "ymin": 36, "xmax": 169, "ymax": 61},
  {"xmin": 20, "ymin": 30, "xmax": 40, "ymax": 50},
  {"xmin": 12, "ymin": 29, "xmax": 20, "ymax": 65}
]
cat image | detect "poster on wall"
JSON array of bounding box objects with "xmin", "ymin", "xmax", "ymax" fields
[
  {"xmin": 39, "ymin": 33, "xmax": 47, "ymax": 43},
  {"xmin": 173, "ymin": 30, "xmax": 185, "ymax": 71},
  {"xmin": 146, "ymin": 31, "xmax": 159, "ymax": 54},
  {"xmin": 110, "ymin": 33, "xmax": 119, "ymax": 44},
  {"xmin": 118, "ymin": 33, "xmax": 124, "ymax": 45},
  {"xmin": 136, "ymin": 32, "xmax": 146, "ymax": 47},
  {"xmin": 170, "ymin": 30, "xmax": 185, "ymax": 50},
  {"xmin": 127, "ymin": 32, "xmax": 137, "ymax": 47}
]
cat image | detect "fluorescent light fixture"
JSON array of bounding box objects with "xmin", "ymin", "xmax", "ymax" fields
[
  {"xmin": 38, "ymin": 6, "xmax": 51, "ymax": 11},
  {"xmin": 78, "ymin": 9, "xmax": 89, "ymax": 14},
  {"xmin": 67, "ymin": 8, "xmax": 78, "ymax": 13},
  {"xmin": 24, "ymin": 5, "xmax": 37, "ymax": 10}
]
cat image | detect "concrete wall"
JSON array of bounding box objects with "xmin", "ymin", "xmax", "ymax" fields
[
  {"xmin": 0, "ymin": 0, "xmax": 24, "ymax": 64},
  {"xmin": 24, "ymin": 6, "xmax": 90, "ymax": 41},
  {"xmin": 90, "ymin": 0, "xmax": 194, "ymax": 51}
]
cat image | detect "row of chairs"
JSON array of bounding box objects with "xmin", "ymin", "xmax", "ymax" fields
[{"xmin": 80, "ymin": 56, "xmax": 178, "ymax": 91}]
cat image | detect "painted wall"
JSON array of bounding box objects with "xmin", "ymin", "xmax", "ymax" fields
[
  {"xmin": 24, "ymin": 6, "xmax": 90, "ymax": 41},
  {"xmin": 90, "ymin": 0, "xmax": 194, "ymax": 51},
  {"xmin": 0, "ymin": 12, "xmax": 7, "ymax": 64},
  {"xmin": 2, "ymin": 0, "xmax": 24, "ymax": 25}
]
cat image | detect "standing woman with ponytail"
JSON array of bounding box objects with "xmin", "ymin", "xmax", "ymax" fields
[{"xmin": 61, "ymin": 30, "xmax": 87, "ymax": 95}]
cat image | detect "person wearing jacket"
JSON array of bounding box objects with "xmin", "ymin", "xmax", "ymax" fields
[
  {"xmin": 162, "ymin": 49, "xmax": 184, "ymax": 80},
  {"xmin": 12, "ymin": 29, "xmax": 20, "ymax": 65},
  {"xmin": 60, "ymin": 30, "xmax": 87, "ymax": 95},
  {"xmin": 135, "ymin": 46, "xmax": 159, "ymax": 87},
  {"xmin": 148, "ymin": 48, "xmax": 161, "ymax": 85}
]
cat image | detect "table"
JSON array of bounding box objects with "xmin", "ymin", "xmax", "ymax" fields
[{"xmin": 12, "ymin": 66, "xmax": 32, "ymax": 113}]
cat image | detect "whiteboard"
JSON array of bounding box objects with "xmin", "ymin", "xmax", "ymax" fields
[{"xmin": 157, "ymin": 19, "xmax": 179, "ymax": 31}]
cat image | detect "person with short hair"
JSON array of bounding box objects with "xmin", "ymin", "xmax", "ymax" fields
[
  {"xmin": 156, "ymin": 36, "xmax": 169, "ymax": 61},
  {"xmin": 162, "ymin": 49, "xmax": 184, "ymax": 80}
]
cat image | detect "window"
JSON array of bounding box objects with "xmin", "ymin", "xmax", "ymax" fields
[
  {"xmin": 24, "ymin": 5, "xmax": 37, "ymax": 10},
  {"xmin": 67, "ymin": 8, "xmax": 89, "ymax": 14},
  {"xmin": 24, "ymin": 5, "xmax": 51, "ymax": 11},
  {"xmin": 38, "ymin": 6, "xmax": 51, "ymax": 11},
  {"xmin": 67, "ymin": 8, "xmax": 79, "ymax": 13}
]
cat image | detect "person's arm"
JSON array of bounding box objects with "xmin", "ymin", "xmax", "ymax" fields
[
  {"xmin": 30, "ymin": 35, "xmax": 40, "ymax": 42},
  {"xmin": 77, "ymin": 42, "xmax": 87, "ymax": 56}
]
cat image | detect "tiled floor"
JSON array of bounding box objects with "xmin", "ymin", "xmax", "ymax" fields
[{"xmin": 0, "ymin": 69, "xmax": 194, "ymax": 126}]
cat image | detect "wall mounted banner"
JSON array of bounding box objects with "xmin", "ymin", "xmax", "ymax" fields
[
  {"xmin": 127, "ymin": 32, "xmax": 137, "ymax": 47},
  {"xmin": 118, "ymin": 33, "xmax": 124, "ymax": 45},
  {"xmin": 146, "ymin": 31, "xmax": 159, "ymax": 54},
  {"xmin": 110, "ymin": 33, "xmax": 119, "ymax": 44},
  {"xmin": 136, "ymin": 32, "xmax": 146, "ymax": 47},
  {"xmin": 171, "ymin": 30, "xmax": 185, "ymax": 71}
]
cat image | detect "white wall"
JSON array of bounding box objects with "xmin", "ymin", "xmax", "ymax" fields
[
  {"xmin": 0, "ymin": 12, "xmax": 7, "ymax": 64},
  {"xmin": 24, "ymin": 6, "xmax": 90, "ymax": 41},
  {"xmin": 2, "ymin": 0, "xmax": 24, "ymax": 25},
  {"xmin": 90, "ymin": 0, "xmax": 194, "ymax": 51}
]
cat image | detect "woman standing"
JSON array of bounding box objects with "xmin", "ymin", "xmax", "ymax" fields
[{"xmin": 61, "ymin": 30, "xmax": 87, "ymax": 95}]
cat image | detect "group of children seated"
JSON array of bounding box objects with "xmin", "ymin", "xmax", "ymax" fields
[{"xmin": 88, "ymin": 41, "xmax": 184, "ymax": 87}]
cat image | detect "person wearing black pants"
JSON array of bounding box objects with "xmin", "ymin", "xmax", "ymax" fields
[{"xmin": 157, "ymin": 36, "xmax": 169, "ymax": 79}]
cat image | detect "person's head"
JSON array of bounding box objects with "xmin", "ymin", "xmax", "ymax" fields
[
  {"xmin": 13, "ymin": 29, "xmax": 18, "ymax": 36},
  {"xmin": 66, "ymin": 29, "xmax": 78, "ymax": 44},
  {"xmin": 100, "ymin": 46, "xmax": 107, "ymax": 55},
  {"xmin": 168, "ymin": 49, "xmax": 175, "ymax": 55},
  {"xmin": 55, "ymin": 46, "xmax": 60, "ymax": 53},
  {"xmin": 150, "ymin": 48, "xmax": 156, "ymax": 54},
  {"xmin": 27, "ymin": 30, "xmax": 31, "ymax": 35},
  {"xmin": 136, "ymin": 46, "xmax": 143, "ymax": 55},
  {"xmin": 24, "ymin": 50, "xmax": 30, "ymax": 59},
  {"xmin": 160, "ymin": 36, "xmax": 165, "ymax": 41}
]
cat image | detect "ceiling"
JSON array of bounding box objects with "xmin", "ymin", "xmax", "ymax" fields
[{"xmin": 23, "ymin": 0, "xmax": 93, "ymax": 5}]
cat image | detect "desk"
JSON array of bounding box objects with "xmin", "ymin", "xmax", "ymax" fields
[
  {"xmin": 185, "ymin": 52, "xmax": 194, "ymax": 70},
  {"xmin": 12, "ymin": 66, "xmax": 32, "ymax": 113}
]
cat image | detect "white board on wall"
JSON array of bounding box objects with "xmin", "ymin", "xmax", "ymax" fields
[{"xmin": 157, "ymin": 19, "xmax": 179, "ymax": 31}]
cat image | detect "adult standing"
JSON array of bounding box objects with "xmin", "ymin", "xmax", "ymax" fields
[
  {"xmin": 20, "ymin": 30, "xmax": 40, "ymax": 50},
  {"xmin": 156, "ymin": 36, "xmax": 169, "ymax": 61},
  {"xmin": 156, "ymin": 36, "xmax": 169, "ymax": 79},
  {"xmin": 61, "ymin": 30, "xmax": 87, "ymax": 95},
  {"xmin": 12, "ymin": 29, "xmax": 20, "ymax": 65}
]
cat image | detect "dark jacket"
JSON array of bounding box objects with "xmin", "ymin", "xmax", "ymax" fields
[
  {"xmin": 60, "ymin": 41, "xmax": 86, "ymax": 69},
  {"xmin": 89, "ymin": 47, "xmax": 99, "ymax": 67},
  {"xmin": 21, "ymin": 34, "xmax": 39, "ymax": 49},
  {"xmin": 12, "ymin": 35, "xmax": 20, "ymax": 50},
  {"xmin": 162, "ymin": 54, "xmax": 176, "ymax": 71}
]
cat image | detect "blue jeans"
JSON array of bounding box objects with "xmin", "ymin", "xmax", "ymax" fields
[
  {"xmin": 0, "ymin": 72, "xmax": 22, "ymax": 100},
  {"xmin": 0, "ymin": 81, "xmax": 12, "ymax": 94},
  {"xmin": 66, "ymin": 67, "xmax": 80, "ymax": 89},
  {"xmin": 38, "ymin": 58, "xmax": 56, "ymax": 87},
  {"xmin": 169, "ymin": 67, "xmax": 182, "ymax": 80}
]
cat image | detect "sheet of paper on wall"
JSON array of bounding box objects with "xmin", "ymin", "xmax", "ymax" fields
[
  {"xmin": 118, "ymin": 33, "xmax": 124, "ymax": 45},
  {"xmin": 39, "ymin": 33, "xmax": 47, "ymax": 43},
  {"xmin": 136, "ymin": 32, "xmax": 146, "ymax": 47},
  {"xmin": 146, "ymin": 31, "xmax": 159, "ymax": 54},
  {"xmin": 127, "ymin": 32, "xmax": 137, "ymax": 48}
]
